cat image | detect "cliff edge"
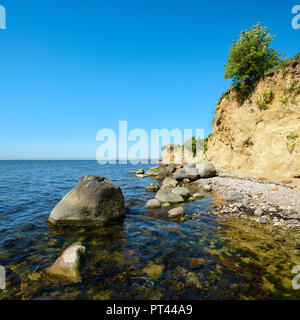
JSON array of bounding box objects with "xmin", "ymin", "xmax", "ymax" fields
[{"xmin": 207, "ymin": 60, "xmax": 300, "ymax": 184}]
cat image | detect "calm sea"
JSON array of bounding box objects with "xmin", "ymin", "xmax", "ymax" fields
[{"xmin": 0, "ymin": 160, "xmax": 298, "ymax": 300}]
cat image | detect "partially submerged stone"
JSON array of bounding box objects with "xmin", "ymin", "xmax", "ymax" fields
[
  {"xmin": 155, "ymin": 188, "xmax": 184, "ymax": 203},
  {"xmin": 145, "ymin": 199, "xmax": 161, "ymax": 209},
  {"xmin": 168, "ymin": 207, "xmax": 184, "ymax": 218},
  {"xmin": 161, "ymin": 202, "xmax": 171, "ymax": 207},
  {"xmin": 46, "ymin": 243, "xmax": 86, "ymax": 282},
  {"xmin": 146, "ymin": 183, "xmax": 160, "ymax": 192},
  {"xmin": 49, "ymin": 175, "xmax": 125, "ymax": 226},
  {"xmin": 162, "ymin": 177, "xmax": 178, "ymax": 188},
  {"xmin": 171, "ymin": 187, "xmax": 191, "ymax": 198}
]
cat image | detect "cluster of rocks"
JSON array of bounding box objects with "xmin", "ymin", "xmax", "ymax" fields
[
  {"xmin": 145, "ymin": 178, "xmax": 205, "ymax": 210},
  {"xmin": 141, "ymin": 162, "xmax": 216, "ymax": 211},
  {"xmin": 210, "ymin": 189, "xmax": 300, "ymax": 230},
  {"xmin": 139, "ymin": 162, "xmax": 300, "ymax": 230},
  {"xmin": 130, "ymin": 161, "xmax": 217, "ymax": 182},
  {"xmin": 214, "ymin": 202, "xmax": 300, "ymax": 230}
]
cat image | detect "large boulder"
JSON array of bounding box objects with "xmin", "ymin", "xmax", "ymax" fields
[
  {"xmin": 196, "ymin": 162, "xmax": 217, "ymax": 178},
  {"xmin": 46, "ymin": 243, "xmax": 86, "ymax": 282},
  {"xmin": 171, "ymin": 187, "xmax": 191, "ymax": 198},
  {"xmin": 155, "ymin": 188, "xmax": 184, "ymax": 203},
  {"xmin": 49, "ymin": 175, "xmax": 125, "ymax": 226},
  {"xmin": 174, "ymin": 163, "xmax": 199, "ymax": 181}
]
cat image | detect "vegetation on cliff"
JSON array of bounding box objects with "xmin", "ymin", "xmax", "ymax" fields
[{"xmin": 224, "ymin": 23, "xmax": 282, "ymax": 101}]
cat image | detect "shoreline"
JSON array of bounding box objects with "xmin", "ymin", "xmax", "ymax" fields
[{"xmin": 139, "ymin": 163, "xmax": 300, "ymax": 231}]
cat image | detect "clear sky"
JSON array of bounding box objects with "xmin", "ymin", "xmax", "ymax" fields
[{"xmin": 0, "ymin": 0, "xmax": 299, "ymax": 159}]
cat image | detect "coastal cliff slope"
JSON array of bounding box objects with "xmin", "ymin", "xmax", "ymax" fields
[{"xmin": 207, "ymin": 60, "xmax": 300, "ymax": 183}]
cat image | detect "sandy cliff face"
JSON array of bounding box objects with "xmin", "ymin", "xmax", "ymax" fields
[{"xmin": 207, "ymin": 61, "xmax": 300, "ymax": 181}]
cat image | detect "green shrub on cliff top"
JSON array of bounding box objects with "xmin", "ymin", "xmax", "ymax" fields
[{"xmin": 225, "ymin": 23, "xmax": 282, "ymax": 101}]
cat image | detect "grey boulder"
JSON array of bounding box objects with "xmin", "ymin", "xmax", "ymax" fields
[
  {"xmin": 145, "ymin": 199, "xmax": 161, "ymax": 209},
  {"xmin": 168, "ymin": 207, "xmax": 184, "ymax": 218},
  {"xmin": 46, "ymin": 242, "xmax": 86, "ymax": 282},
  {"xmin": 226, "ymin": 191, "xmax": 244, "ymax": 203},
  {"xmin": 155, "ymin": 188, "xmax": 184, "ymax": 203},
  {"xmin": 171, "ymin": 187, "xmax": 191, "ymax": 198},
  {"xmin": 162, "ymin": 177, "xmax": 178, "ymax": 188},
  {"xmin": 49, "ymin": 175, "xmax": 125, "ymax": 226},
  {"xmin": 174, "ymin": 163, "xmax": 199, "ymax": 181},
  {"xmin": 196, "ymin": 162, "xmax": 216, "ymax": 178}
]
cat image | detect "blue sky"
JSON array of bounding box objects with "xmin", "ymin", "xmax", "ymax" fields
[{"xmin": 0, "ymin": 0, "xmax": 299, "ymax": 159}]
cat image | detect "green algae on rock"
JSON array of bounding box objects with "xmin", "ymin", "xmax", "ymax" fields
[{"xmin": 46, "ymin": 242, "xmax": 86, "ymax": 283}]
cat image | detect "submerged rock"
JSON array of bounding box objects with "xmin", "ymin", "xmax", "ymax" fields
[
  {"xmin": 49, "ymin": 175, "xmax": 125, "ymax": 226},
  {"xmin": 143, "ymin": 263, "xmax": 164, "ymax": 281},
  {"xmin": 46, "ymin": 243, "xmax": 86, "ymax": 282},
  {"xmin": 145, "ymin": 199, "xmax": 161, "ymax": 209},
  {"xmin": 146, "ymin": 183, "xmax": 160, "ymax": 192},
  {"xmin": 168, "ymin": 207, "xmax": 184, "ymax": 218},
  {"xmin": 155, "ymin": 188, "xmax": 184, "ymax": 203}
]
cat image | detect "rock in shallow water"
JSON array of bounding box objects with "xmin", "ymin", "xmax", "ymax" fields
[
  {"xmin": 171, "ymin": 187, "xmax": 191, "ymax": 198},
  {"xmin": 49, "ymin": 175, "xmax": 125, "ymax": 226},
  {"xmin": 146, "ymin": 183, "xmax": 160, "ymax": 192},
  {"xmin": 168, "ymin": 207, "xmax": 184, "ymax": 218},
  {"xmin": 145, "ymin": 199, "xmax": 161, "ymax": 209},
  {"xmin": 162, "ymin": 177, "xmax": 178, "ymax": 188},
  {"xmin": 46, "ymin": 243, "xmax": 86, "ymax": 282},
  {"xmin": 155, "ymin": 188, "xmax": 184, "ymax": 203}
]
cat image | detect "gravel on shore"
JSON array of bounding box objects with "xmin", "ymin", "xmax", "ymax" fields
[{"xmin": 197, "ymin": 172, "xmax": 300, "ymax": 230}]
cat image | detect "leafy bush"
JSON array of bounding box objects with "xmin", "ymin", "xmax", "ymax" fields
[
  {"xmin": 266, "ymin": 51, "xmax": 300, "ymax": 75},
  {"xmin": 225, "ymin": 23, "xmax": 282, "ymax": 101}
]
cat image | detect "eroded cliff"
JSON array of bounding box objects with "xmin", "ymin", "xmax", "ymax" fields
[{"xmin": 207, "ymin": 60, "xmax": 300, "ymax": 183}]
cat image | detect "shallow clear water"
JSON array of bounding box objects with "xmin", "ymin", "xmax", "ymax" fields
[{"xmin": 0, "ymin": 161, "xmax": 299, "ymax": 300}]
